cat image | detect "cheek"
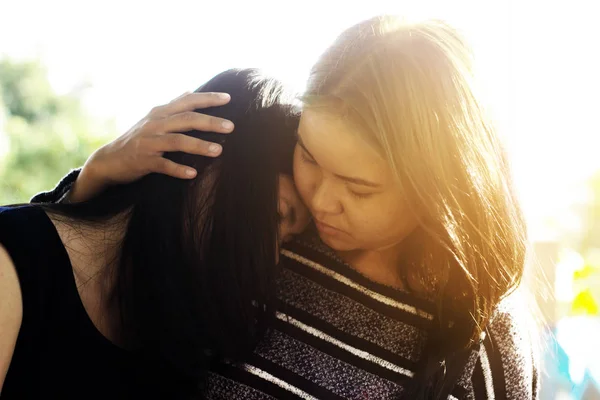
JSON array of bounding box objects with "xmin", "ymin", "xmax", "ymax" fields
[{"xmin": 347, "ymin": 197, "xmax": 418, "ymax": 242}]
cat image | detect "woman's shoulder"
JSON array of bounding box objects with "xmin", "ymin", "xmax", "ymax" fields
[
  {"xmin": 0, "ymin": 204, "xmax": 49, "ymax": 226},
  {"xmin": 468, "ymin": 289, "xmax": 540, "ymax": 399},
  {"xmin": 0, "ymin": 240, "xmax": 23, "ymax": 388},
  {"xmin": 0, "ymin": 205, "xmax": 47, "ymax": 243},
  {"xmin": 0, "ymin": 205, "xmax": 69, "ymax": 279},
  {"xmin": 488, "ymin": 289, "xmax": 540, "ymax": 352},
  {"xmin": 0, "ymin": 205, "xmax": 55, "ymax": 246}
]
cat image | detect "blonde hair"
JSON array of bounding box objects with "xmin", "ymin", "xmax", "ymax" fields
[{"xmin": 304, "ymin": 16, "xmax": 527, "ymax": 354}]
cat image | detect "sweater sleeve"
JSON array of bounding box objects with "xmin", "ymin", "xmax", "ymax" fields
[
  {"xmin": 30, "ymin": 168, "xmax": 81, "ymax": 204},
  {"xmin": 469, "ymin": 292, "xmax": 540, "ymax": 400}
]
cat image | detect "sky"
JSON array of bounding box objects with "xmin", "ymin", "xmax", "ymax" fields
[{"xmin": 1, "ymin": 0, "xmax": 599, "ymax": 240}]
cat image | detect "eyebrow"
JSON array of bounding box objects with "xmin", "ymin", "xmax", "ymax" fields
[{"xmin": 297, "ymin": 136, "xmax": 382, "ymax": 188}]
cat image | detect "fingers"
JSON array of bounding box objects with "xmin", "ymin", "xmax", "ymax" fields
[
  {"xmin": 161, "ymin": 111, "xmax": 234, "ymax": 134},
  {"xmin": 174, "ymin": 91, "xmax": 192, "ymax": 101},
  {"xmin": 162, "ymin": 92, "xmax": 231, "ymax": 115},
  {"xmin": 150, "ymin": 157, "xmax": 198, "ymax": 180},
  {"xmin": 155, "ymin": 133, "xmax": 223, "ymax": 157}
]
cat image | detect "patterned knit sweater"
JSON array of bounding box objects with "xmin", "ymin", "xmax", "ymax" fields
[{"xmin": 32, "ymin": 171, "xmax": 540, "ymax": 400}]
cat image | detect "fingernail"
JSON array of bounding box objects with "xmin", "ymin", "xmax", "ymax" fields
[
  {"xmin": 218, "ymin": 93, "xmax": 231, "ymax": 100},
  {"xmin": 221, "ymin": 120, "xmax": 234, "ymax": 130},
  {"xmin": 208, "ymin": 144, "xmax": 222, "ymax": 154},
  {"xmin": 185, "ymin": 168, "xmax": 197, "ymax": 177}
]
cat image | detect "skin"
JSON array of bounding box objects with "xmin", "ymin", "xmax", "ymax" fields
[
  {"xmin": 278, "ymin": 174, "xmax": 311, "ymax": 243},
  {"xmin": 293, "ymin": 109, "xmax": 420, "ymax": 288},
  {"xmin": 0, "ymin": 245, "xmax": 22, "ymax": 392}
]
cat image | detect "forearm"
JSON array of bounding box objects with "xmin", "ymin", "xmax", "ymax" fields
[{"xmin": 62, "ymin": 162, "xmax": 112, "ymax": 203}]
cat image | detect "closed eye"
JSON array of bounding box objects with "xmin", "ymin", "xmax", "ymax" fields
[
  {"xmin": 348, "ymin": 188, "xmax": 374, "ymax": 200},
  {"xmin": 300, "ymin": 150, "xmax": 317, "ymax": 165},
  {"xmin": 277, "ymin": 207, "xmax": 297, "ymax": 226}
]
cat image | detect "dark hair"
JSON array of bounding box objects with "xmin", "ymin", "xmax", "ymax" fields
[{"xmin": 44, "ymin": 69, "xmax": 299, "ymax": 390}]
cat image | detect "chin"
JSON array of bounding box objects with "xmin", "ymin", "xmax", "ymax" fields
[{"xmin": 318, "ymin": 232, "xmax": 356, "ymax": 251}]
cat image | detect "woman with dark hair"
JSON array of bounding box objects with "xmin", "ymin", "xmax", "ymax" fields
[{"xmin": 0, "ymin": 68, "xmax": 310, "ymax": 399}]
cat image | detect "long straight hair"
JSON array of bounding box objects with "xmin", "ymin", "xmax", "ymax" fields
[
  {"xmin": 43, "ymin": 69, "xmax": 299, "ymax": 390},
  {"xmin": 303, "ymin": 16, "xmax": 528, "ymax": 399}
]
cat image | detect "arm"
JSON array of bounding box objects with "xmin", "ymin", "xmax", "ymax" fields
[
  {"xmin": 0, "ymin": 244, "xmax": 22, "ymax": 393},
  {"xmin": 32, "ymin": 91, "xmax": 235, "ymax": 204}
]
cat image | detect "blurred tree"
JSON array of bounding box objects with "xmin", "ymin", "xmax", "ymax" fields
[{"xmin": 0, "ymin": 58, "xmax": 114, "ymax": 204}]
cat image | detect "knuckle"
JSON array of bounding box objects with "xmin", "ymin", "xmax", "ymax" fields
[
  {"xmin": 152, "ymin": 158, "xmax": 167, "ymax": 172},
  {"xmin": 167, "ymin": 134, "xmax": 183, "ymax": 147},
  {"xmin": 141, "ymin": 136, "xmax": 159, "ymax": 154},
  {"xmin": 173, "ymin": 92, "xmax": 190, "ymax": 102},
  {"xmin": 142, "ymin": 163, "xmax": 153, "ymax": 175},
  {"xmin": 149, "ymin": 105, "xmax": 163, "ymax": 116},
  {"xmin": 139, "ymin": 117, "xmax": 158, "ymax": 132},
  {"xmin": 179, "ymin": 111, "xmax": 196, "ymax": 123}
]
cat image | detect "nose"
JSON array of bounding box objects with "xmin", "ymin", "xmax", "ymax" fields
[{"xmin": 311, "ymin": 179, "xmax": 342, "ymax": 215}]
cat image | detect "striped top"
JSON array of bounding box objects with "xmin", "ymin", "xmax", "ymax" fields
[{"xmin": 203, "ymin": 234, "xmax": 540, "ymax": 400}]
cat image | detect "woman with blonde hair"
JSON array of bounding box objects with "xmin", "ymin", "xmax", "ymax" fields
[
  {"xmin": 293, "ymin": 16, "xmax": 535, "ymax": 399},
  {"xmin": 28, "ymin": 16, "xmax": 538, "ymax": 399}
]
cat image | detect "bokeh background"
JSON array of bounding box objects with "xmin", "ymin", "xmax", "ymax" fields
[{"xmin": 1, "ymin": 0, "xmax": 599, "ymax": 398}]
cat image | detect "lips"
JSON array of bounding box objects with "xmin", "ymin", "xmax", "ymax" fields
[
  {"xmin": 315, "ymin": 220, "xmax": 345, "ymax": 236},
  {"xmin": 316, "ymin": 220, "xmax": 339, "ymax": 230}
]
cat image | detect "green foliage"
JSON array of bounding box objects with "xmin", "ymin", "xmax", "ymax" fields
[{"xmin": 0, "ymin": 58, "xmax": 114, "ymax": 204}]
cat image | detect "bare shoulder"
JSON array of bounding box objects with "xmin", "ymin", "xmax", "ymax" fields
[
  {"xmin": 0, "ymin": 243, "xmax": 23, "ymax": 390},
  {"xmin": 0, "ymin": 243, "xmax": 21, "ymax": 308}
]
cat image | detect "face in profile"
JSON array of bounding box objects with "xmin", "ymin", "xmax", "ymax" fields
[
  {"xmin": 293, "ymin": 109, "xmax": 419, "ymax": 252},
  {"xmin": 277, "ymin": 174, "xmax": 311, "ymax": 244}
]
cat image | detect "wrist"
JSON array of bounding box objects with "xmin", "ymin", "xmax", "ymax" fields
[
  {"xmin": 83, "ymin": 149, "xmax": 115, "ymax": 187},
  {"xmin": 68, "ymin": 154, "xmax": 111, "ymax": 203}
]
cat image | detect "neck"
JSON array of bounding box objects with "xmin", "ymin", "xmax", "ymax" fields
[{"xmin": 337, "ymin": 243, "xmax": 406, "ymax": 289}]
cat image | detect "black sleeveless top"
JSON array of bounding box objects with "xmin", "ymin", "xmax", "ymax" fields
[{"xmin": 0, "ymin": 206, "xmax": 194, "ymax": 399}]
